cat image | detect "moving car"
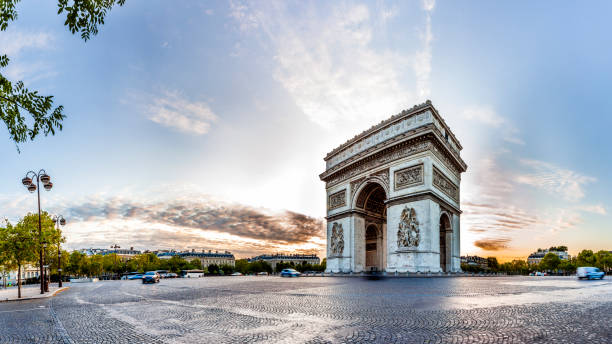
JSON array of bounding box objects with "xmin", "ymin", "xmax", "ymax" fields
[
  {"xmin": 280, "ymin": 268, "xmax": 301, "ymax": 277},
  {"xmin": 142, "ymin": 271, "xmax": 161, "ymax": 284},
  {"xmin": 257, "ymin": 272, "xmax": 268, "ymax": 276},
  {"xmin": 127, "ymin": 274, "xmax": 143, "ymax": 280},
  {"xmin": 231, "ymin": 272, "xmax": 243, "ymax": 276},
  {"xmin": 577, "ymin": 267, "xmax": 605, "ymax": 280},
  {"xmin": 166, "ymin": 272, "xmax": 178, "ymax": 278}
]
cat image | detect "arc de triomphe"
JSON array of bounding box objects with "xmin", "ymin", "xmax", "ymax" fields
[{"xmin": 320, "ymin": 101, "xmax": 467, "ymax": 273}]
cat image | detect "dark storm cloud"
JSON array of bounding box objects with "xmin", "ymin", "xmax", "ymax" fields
[
  {"xmin": 473, "ymin": 238, "xmax": 511, "ymax": 251},
  {"xmin": 66, "ymin": 198, "xmax": 325, "ymax": 244}
]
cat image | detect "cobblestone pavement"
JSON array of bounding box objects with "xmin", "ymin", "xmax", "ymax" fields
[{"xmin": 0, "ymin": 276, "xmax": 610, "ymax": 343}]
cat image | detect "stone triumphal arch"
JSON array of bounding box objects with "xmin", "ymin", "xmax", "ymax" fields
[{"xmin": 321, "ymin": 101, "xmax": 467, "ymax": 273}]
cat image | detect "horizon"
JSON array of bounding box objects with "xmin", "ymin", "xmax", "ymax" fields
[{"xmin": 2, "ymin": 0, "xmax": 611, "ymax": 263}]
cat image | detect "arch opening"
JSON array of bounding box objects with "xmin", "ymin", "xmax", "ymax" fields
[
  {"xmin": 439, "ymin": 213, "xmax": 452, "ymax": 272},
  {"xmin": 355, "ymin": 182, "xmax": 387, "ymax": 272}
]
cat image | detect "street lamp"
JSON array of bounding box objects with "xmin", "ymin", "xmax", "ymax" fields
[
  {"xmin": 22, "ymin": 169, "xmax": 53, "ymax": 294},
  {"xmin": 53, "ymin": 215, "xmax": 66, "ymax": 287}
]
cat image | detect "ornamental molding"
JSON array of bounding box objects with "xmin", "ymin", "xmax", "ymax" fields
[
  {"xmin": 324, "ymin": 139, "xmax": 431, "ymax": 188},
  {"xmin": 350, "ymin": 177, "xmax": 366, "ymax": 203},
  {"xmin": 330, "ymin": 222, "xmax": 345, "ymax": 256},
  {"xmin": 394, "ymin": 164, "xmax": 424, "ymax": 190},
  {"xmin": 397, "ymin": 206, "xmax": 420, "ymax": 249},
  {"xmin": 328, "ymin": 189, "xmax": 347, "ymax": 210},
  {"xmin": 372, "ymin": 168, "xmax": 390, "ymax": 189},
  {"xmin": 325, "ymin": 109, "xmax": 433, "ymax": 170},
  {"xmin": 432, "ymin": 166, "xmax": 459, "ymax": 202}
]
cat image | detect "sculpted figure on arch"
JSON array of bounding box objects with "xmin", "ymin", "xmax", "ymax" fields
[
  {"xmin": 330, "ymin": 222, "xmax": 344, "ymax": 256},
  {"xmin": 397, "ymin": 207, "xmax": 420, "ymax": 248}
]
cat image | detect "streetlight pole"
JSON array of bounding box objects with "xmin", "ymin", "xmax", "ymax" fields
[
  {"xmin": 42, "ymin": 241, "xmax": 49, "ymax": 292},
  {"xmin": 53, "ymin": 215, "xmax": 66, "ymax": 288},
  {"xmin": 22, "ymin": 170, "xmax": 53, "ymax": 295}
]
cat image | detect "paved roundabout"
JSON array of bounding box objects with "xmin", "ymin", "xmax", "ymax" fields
[{"xmin": 0, "ymin": 276, "xmax": 610, "ymax": 343}]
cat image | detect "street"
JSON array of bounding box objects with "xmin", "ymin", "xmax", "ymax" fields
[{"xmin": 0, "ymin": 276, "xmax": 610, "ymax": 343}]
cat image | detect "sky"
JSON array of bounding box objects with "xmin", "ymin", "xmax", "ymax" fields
[{"xmin": 1, "ymin": 0, "xmax": 611, "ymax": 261}]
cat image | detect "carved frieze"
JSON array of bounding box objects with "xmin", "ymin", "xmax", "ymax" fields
[
  {"xmin": 328, "ymin": 189, "xmax": 347, "ymax": 210},
  {"xmin": 397, "ymin": 207, "xmax": 420, "ymax": 248},
  {"xmin": 350, "ymin": 177, "xmax": 366, "ymax": 203},
  {"xmin": 372, "ymin": 168, "xmax": 389, "ymax": 189},
  {"xmin": 325, "ymin": 140, "xmax": 431, "ymax": 188},
  {"xmin": 433, "ymin": 166, "xmax": 459, "ymax": 202},
  {"xmin": 326, "ymin": 110, "xmax": 433, "ymax": 170},
  {"xmin": 330, "ymin": 222, "xmax": 344, "ymax": 256},
  {"xmin": 394, "ymin": 164, "xmax": 424, "ymax": 190}
]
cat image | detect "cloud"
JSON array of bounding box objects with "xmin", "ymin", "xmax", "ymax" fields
[
  {"xmin": 474, "ymin": 238, "xmax": 510, "ymax": 251},
  {"xmin": 575, "ymin": 204, "xmax": 606, "ymax": 215},
  {"xmin": 0, "ymin": 29, "xmax": 53, "ymax": 56},
  {"xmin": 146, "ymin": 90, "xmax": 218, "ymax": 135},
  {"xmin": 462, "ymin": 106, "xmax": 524, "ymax": 145},
  {"xmin": 516, "ymin": 159, "xmax": 596, "ymax": 202},
  {"xmin": 229, "ymin": 1, "xmax": 413, "ymax": 132},
  {"xmin": 0, "ymin": 29, "xmax": 55, "ymax": 81},
  {"xmin": 64, "ymin": 197, "xmax": 325, "ymax": 246},
  {"xmin": 462, "ymin": 106, "xmax": 505, "ymax": 127},
  {"xmin": 414, "ymin": 0, "xmax": 435, "ymax": 100}
]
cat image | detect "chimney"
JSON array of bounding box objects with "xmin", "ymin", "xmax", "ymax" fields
[{"xmin": 130, "ymin": 246, "xmax": 133, "ymax": 251}]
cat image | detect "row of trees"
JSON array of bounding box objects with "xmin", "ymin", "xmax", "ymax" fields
[
  {"xmin": 0, "ymin": 212, "xmax": 64, "ymax": 298},
  {"xmin": 461, "ymin": 250, "xmax": 612, "ymax": 275},
  {"xmin": 61, "ymin": 254, "xmax": 327, "ymax": 278}
]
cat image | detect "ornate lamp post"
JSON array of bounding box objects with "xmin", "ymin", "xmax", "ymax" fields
[
  {"xmin": 53, "ymin": 215, "xmax": 66, "ymax": 287},
  {"xmin": 21, "ymin": 169, "xmax": 53, "ymax": 294}
]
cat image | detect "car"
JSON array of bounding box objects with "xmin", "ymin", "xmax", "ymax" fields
[
  {"xmin": 166, "ymin": 272, "xmax": 178, "ymax": 278},
  {"xmin": 257, "ymin": 272, "xmax": 268, "ymax": 276},
  {"xmin": 280, "ymin": 268, "xmax": 301, "ymax": 277},
  {"xmin": 142, "ymin": 271, "xmax": 161, "ymax": 284},
  {"xmin": 577, "ymin": 267, "xmax": 605, "ymax": 280},
  {"xmin": 127, "ymin": 274, "xmax": 143, "ymax": 280},
  {"xmin": 231, "ymin": 272, "xmax": 243, "ymax": 276}
]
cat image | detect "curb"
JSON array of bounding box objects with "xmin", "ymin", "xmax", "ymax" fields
[{"xmin": 0, "ymin": 286, "xmax": 70, "ymax": 303}]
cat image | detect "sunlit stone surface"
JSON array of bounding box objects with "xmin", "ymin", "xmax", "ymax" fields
[{"xmin": 320, "ymin": 101, "xmax": 467, "ymax": 273}]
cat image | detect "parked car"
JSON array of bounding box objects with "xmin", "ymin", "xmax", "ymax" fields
[
  {"xmin": 142, "ymin": 271, "xmax": 161, "ymax": 284},
  {"xmin": 257, "ymin": 272, "xmax": 268, "ymax": 276},
  {"xmin": 280, "ymin": 268, "xmax": 301, "ymax": 277},
  {"xmin": 577, "ymin": 267, "xmax": 605, "ymax": 280},
  {"xmin": 231, "ymin": 272, "xmax": 243, "ymax": 276},
  {"xmin": 166, "ymin": 272, "xmax": 178, "ymax": 278},
  {"xmin": 127, "ymin": 274, "xmax": 143, "ymax": 280}
]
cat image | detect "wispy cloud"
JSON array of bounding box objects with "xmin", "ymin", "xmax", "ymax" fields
[
  {"xmin": 414, "ymin": 0, "xmax": 435, "ymax": 100},
  {"xmin": 516, "ymin": 159, "xmax": 596, "ymax": 202},
  {"xmin": 146, "ymin": 90, "xmax": 218, "ymax": 135},
  {"xmin": 229, "ymin": 1, "xmax": 412, "ymax": 132},
  {"xmin": 0, "ymin": 29, "xmax": 53, "ymax": 56},
  {"xmin": 462, "ymin": 105, "xmax": 524, "ymax": 145}
]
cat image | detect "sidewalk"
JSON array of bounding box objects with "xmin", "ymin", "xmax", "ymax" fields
[{"xmin": 0, "ymin": 283, "xmax": 69, "ymax": 302}]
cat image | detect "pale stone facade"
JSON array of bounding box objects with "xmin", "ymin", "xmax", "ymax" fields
[{"xmin": 320, "ymin": 101, "xmax": 467, "ymax": 273}]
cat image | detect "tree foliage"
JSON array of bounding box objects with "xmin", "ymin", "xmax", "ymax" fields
[{"xmin": 0, "ymin": 0, "xmax": 125, "ymax": 149}]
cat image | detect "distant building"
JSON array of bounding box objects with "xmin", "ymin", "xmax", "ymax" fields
[
  {"xmin": 0, "ymin": 265, "xmax": 40, "ymax": 286},
  {"xmin": 157, "ymin": 250, "xmax": 235, "ymax": 268},
  {"xmin": 460, "ymin": 256, "xmax": 489, "ymax": 269},
  {"xmin": 249, "ymin": 254, "xmax": 320, "ymax": 269},
  {"xmin": 78, "ymin": 247, "xmax": 141, "ymax": 260},
  {"xmin": 527, "ymin": 249, "xmax": 570, "ymax": 265}
]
